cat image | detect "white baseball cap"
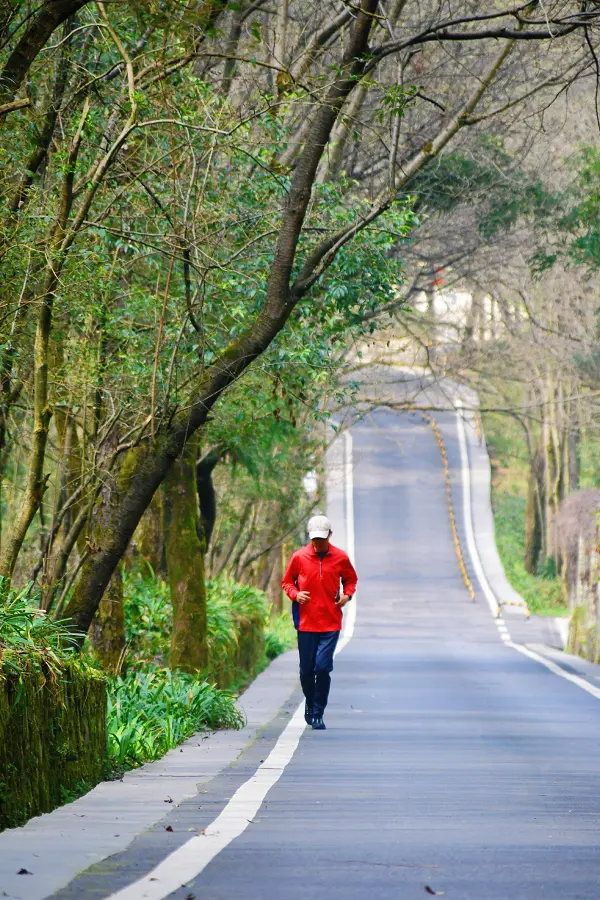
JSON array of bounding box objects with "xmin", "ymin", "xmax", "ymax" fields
[{"xmin": 307, "ymin": 514, "xmax": 332, "ymax": 539}]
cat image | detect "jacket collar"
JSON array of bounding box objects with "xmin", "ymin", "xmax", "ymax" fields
[{"xmin": 308, "ymin": 542, "xmax": 331, "ymax": 556}]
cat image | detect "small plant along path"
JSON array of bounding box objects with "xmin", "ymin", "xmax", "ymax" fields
[{"xmin": 2, "ymin": 408, "xmax": 600, "ymax": 900}]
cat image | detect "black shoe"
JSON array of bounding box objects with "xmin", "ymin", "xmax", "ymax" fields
[
  {"xmin": 304, "ymin": 705, "xmax": 314, "ymax": 726},
  {"xmin": 312, "ymin": 715, "xmax": 326, "ymax": 730}
]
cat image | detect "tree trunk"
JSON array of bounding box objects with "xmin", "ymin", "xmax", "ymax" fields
[
  {"xmin": 0, "ymin": 288, "xmax": 54, "ymax": 582},
  {"xmin": 83, "ymin": 431, "xmax": 125, "ymax": 666},
  {"xmin": 89, "ymin": 565, "xmax": 124, "ymax": 673},
  {"xmin": 267, "ymin": 543, "xmax": 286, "ymax": 613},
  {"xmin": 196, "ymin": 449, "xmax": 220, "ymax": 548},
  {"xmin": 317, "ymin": 81, "xmax": 368, "ymax": 183},
  {"xmin": 221, "ymin": 8, "xmax": 244, "ymax": 98},
  {"xmin": 133, "ymin": 491, "xmax": 165, "ymax": 575},
  {"xmin": 0, "ymin": 0, "xmax": 90, "ymax": 108},
  {"xmin": 524, "ymin": 453, "xmax": 542, "ymax": 575},
  {"xmin": 164, "ymin": 439, "xmax": 209, "ymax": 673}
]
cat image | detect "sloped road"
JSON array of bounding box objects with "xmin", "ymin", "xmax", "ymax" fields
[{"xmin": 55, "ymin": 409, "xmax": 600, "ymax": 900}]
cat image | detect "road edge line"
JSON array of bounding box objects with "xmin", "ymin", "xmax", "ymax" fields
[
  {"xmin": 455, "ymin": 406, "xmax": 500, "ymax": 619},
  {"xmin": 505, "ymin": 642, "xmax": 600, "ymax": 701},
  {"xmin": 338, "ymin": 428, "xmax": 356, "ymax": 652}
]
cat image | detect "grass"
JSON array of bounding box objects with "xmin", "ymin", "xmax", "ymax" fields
[
  {"xmin": 0, "ymin": 582, "xmax": 89, "ymax": 677},
  {"xmin": 483, "ymin": 412, "xmax": 568, "ymax": 617},
  {"xmin": 265, "ymin": 611, "xmax": 296, "ymax": 659},
  {"xmin": 492, "ymin": 491, "xmax": 566, "ymax": 615},
  {"xmin": 106, "ymin": 668, "xmax": 243, "ymax": 768}
]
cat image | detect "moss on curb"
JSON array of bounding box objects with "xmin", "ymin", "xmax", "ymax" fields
[
  {"xmin": 209, "ymin": 611, "xmax": 266, "ymax": 689},
  {"xmin": 0, "ymin": 660, "xmax": 107, "ymax": 830}
]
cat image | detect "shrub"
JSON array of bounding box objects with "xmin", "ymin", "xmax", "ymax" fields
[
  {"xmin": 0, "ymin": 583, "xmax": 82, "ymax": 675},
  {"xmin": 206, "ymin": 577, "xmax": 268, "ymax": 686},
  {"xmin": 109, "ymin": 572, "xmax": 272, "ymax": 770},
  {"xmin": 123, "ymin": 566, "xmax": 171, "ymax": 664},
  {"xmin": 265, "ymin": 611, "xmax": 296, "ymax": 659},
  {"xmin": 107, "ymin": 668, "xmax": 243, "ymax": 768}
]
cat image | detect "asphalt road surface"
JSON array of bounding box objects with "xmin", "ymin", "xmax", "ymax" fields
[{"xmin": 56, "ymin": 409, "xmax": 600, "ymax": 900}]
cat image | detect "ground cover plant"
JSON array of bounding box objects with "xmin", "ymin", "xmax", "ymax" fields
[
  {"xmin": 0, "ymin": 583, "xmax": 86, "ymax": 675},
  {"xmin": 483, "ymin": 414, "xmax": 566, "ymax": 616},
  {"xmin": 107, "ymin": 668, "xmax": 243, "ymax": 768}
]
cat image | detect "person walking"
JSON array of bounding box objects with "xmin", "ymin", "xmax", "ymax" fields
[{"xmin": 281, "ymin": 515, "xmax": 358, "ymax": 730}]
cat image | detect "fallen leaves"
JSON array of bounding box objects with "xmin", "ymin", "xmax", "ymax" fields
[
  {"xmin": 165, "ymin": 825, "xmax": 174, "ymax": 832},
  {"xmin": 425, "ymin": 887, "xmax": 444, "ymax": 896}
]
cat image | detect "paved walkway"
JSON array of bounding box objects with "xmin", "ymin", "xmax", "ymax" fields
[{"xmin": 2, "ymin": 407, "xmax": 599, "ymax": 899}]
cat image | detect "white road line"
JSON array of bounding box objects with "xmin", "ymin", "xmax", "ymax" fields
[
  {"xmin": 456, "ymin": 407, "xmax": 600, "ymax": 700},
  {"xmin": 103, "ymin": 429, "xmax": 357, "ymax": 900},
  {"xmin": 338, "ymin": 428, "xmax": 356, "ymax": 653},
  {"xmin": 505, "ymin": 643, "xmax": 600, "ymax": 701},
  {"xmin": 455, "ymin": 406, "xmax": 500, "ymax": 618}
]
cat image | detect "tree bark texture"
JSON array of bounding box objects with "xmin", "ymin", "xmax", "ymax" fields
[
  {"xmin": 524, "ymin": 452, "xmax": 542, "ymax": 575},
  {"xmin": 164, "ymin": 439, "xmax": 209, "ymax": 673},
  {"xmin": 0, "ymin": 0, "xmax": 90, "ymax": 107},
  {"xmin": 133, "ymin": 492, "xmax": 166, "ymax": 575},
  {"xmin": 88, "ymin": 565, "xmax": 124, "ymax": 673}
]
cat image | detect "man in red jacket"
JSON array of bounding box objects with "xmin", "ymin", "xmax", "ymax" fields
[{"xmin": 281, "ymin": 515, "xmax": 358, "ymax": 730}]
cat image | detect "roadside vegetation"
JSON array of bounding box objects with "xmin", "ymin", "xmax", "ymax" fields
[
  {"xmin": 482, "ymin": 415, "xmax": 566, "ymax": 616},
  {"xmin": 110, "ymin": 569, "xmax": 295, "ymax": 770}
]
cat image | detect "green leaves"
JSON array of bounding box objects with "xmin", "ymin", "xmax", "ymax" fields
[
  {"xmin": 0, "ymin": 583, "xmax": 86, "ymax": 678},
  {"xmin": 106, "ymin": 669, "xmax": 243, "ymax": 768},
  {"xmin": 377, "ymin": 84, "xmax": 418, "ymax": 123}
]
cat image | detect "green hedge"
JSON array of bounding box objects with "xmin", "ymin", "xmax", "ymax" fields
[{"xmin": 0, "ymin": 662, "xmax": 106, "ymax": 830}]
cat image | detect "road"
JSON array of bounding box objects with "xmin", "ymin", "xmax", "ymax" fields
[{"xmin": 55, "ymin": 408, "xmax": 600, "ymax": 900}]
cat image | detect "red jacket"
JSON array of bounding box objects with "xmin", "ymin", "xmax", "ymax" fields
[{"xmin": 281, "ymin": 543, "xmax": 358, "ymax": 632}]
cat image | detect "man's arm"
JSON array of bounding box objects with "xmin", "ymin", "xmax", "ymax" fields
[
  {"xmin": 338, "ymin": 555, "xmax": 358, "ymax": 604},
  {"xmin": 281, "ymin": 554, "xmax": 300, "ymax": 601}
]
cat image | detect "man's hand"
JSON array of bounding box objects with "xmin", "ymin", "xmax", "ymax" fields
[
  {"xmin": 335, "ymin": 594, "xmax": 351, "ymax": 608},
  {"xmin": 296, "ymin": 591, "xmax": 311, "ymax": 604}
]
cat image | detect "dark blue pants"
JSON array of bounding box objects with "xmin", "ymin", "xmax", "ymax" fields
[{"xmin": 297, "ymin": 630, "xmax": 339, "ymax": 716}]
